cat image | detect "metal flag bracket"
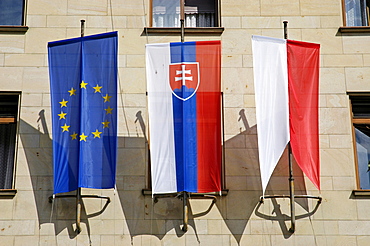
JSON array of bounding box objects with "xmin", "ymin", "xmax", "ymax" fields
[
  {"xmin": 48, "ymin": 188, "xmax": 111, "ymax": 234},
  {"xmin": 150, "ymin": 191, "xmax": 221, "ymax": 232},
  {"xmin": 258, "ymin": 142, "xmax": 322, "ymax": 232},
  {"xmin": 179, "ymin": 191, "xmax": 217, "ymax": 232}
]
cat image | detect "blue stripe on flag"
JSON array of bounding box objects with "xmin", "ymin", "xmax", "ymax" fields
[{"xmin": 170, "ymin": 42, "xmax": 198, "ymax": 192}]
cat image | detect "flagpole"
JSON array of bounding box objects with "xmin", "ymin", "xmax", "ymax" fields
[
  {"xmin": 75, "ymin": 19, "xmax": 86, "ymax": 234},
  {"xmin": 283, "ymin": 20, "xmax": 296, "ymax": 233},
  {"xmin": 180, "ymin": 0, "xmax": 185, "ymax": 42},
  {"xmin": 179, "ymin": 0, "xmax": 188, "ymax": 232}
]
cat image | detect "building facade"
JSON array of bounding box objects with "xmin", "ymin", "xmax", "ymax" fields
[{"xmin": 0, "ymin": 0, "xmax": 369, "ymax": 245}]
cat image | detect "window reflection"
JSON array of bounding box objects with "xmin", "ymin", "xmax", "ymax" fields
[
  {"xmin": 355, "ymin": 125, "xmax": 370, "ymax": 189},
  {"xmin": 345, "ymin": 0, "xmax": 369, "ymax": 26},
  {"xmin": 152, "ymin": 0, "xmax": 216, "ymax": 27},
  {"xmin": 0, "ymin": 0, "xmax": 25, "ymax": 26}
]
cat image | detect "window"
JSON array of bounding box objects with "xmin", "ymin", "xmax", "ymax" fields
[
  {"xmin": 151, "ymin": 0, "xmax": 219, "ymax": 27},
  {"xmin": 0, "ymin": 93, "xmax": 20, "ymax": 190},
  {"xmin": 350, "ymin": 95, "xmax": 370, "ymax": 190},
  {"xmin": 343, "ymin": 0, "xmax": 370, "ymax": 26},
  {"xmin": 0, "ymin": 0, "xmax": 26, "ymax": 26}
]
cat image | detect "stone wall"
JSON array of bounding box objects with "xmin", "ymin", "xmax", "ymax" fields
[{"xmin": 0, "ymin": 0, "xmax": 368, "ymax": 245}]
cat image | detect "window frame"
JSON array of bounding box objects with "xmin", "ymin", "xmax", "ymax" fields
[
  {"xmin": 0, "ymin": 92, "xmax": 21, "ymax": 197},
  {"xmin": 0, "ymin": 0, "xmax": 28, "ymax": 34},
  {"xmin": 341, "ymin": 0, "xmax": 370, "ymax": 27},
  {"xmin": 145, "ymin": 0, "xmax": 223, "ymax": 35},
  {"xmin": 349, "ymin": 94, "xmax": 370, "ymax": 195}
]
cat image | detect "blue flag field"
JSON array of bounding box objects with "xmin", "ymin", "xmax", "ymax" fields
[{"xmin": 48, "ymin": 32, "xmax": 118, "ymax": 194}]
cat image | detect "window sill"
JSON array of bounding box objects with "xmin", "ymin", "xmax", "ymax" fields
[
  {"xmin": 142, "ymin": 189, "xmax": 228, "ymax": 197},
  {"xmin": 338, "ymin": 26, "xmax": 370, "ymax": 33},
  {"xmin": 0, "ymin": 26, "xmax": 28, "ymax": 34},
  {"xmin": 0, "ymin": 189, "xmax": 17, "ymax": 198},
  {"xmin": 143, "ymin": 27, "xmax": 224, "ymax": 36},
  {"xmin": 352, "ymin": 190, "xmax": 370, "ymax": 197}
]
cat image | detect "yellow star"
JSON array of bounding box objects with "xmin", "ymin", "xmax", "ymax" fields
[
  {"xmin": 104, "ymin": 106, "xmax": 113, "ymax": 115},
  {"xmin": 68, "ymin": 87, "xmax": 76, "ymax": 96},
  {"xmin": 58, "ymin": 111, "xmax": 67, "ymax": 119},
  {"xmin": 102, "ymin": 120, "xmax": 110, "ymax": 128},
  {"xmin": 92, "ymin": 129, "xmax": 102, "ymax": 138},
  {"xmin": 70, "ymin": 132, "xmax": 78, "ymax": 140},
  {"xmin": 59, "ymin": 99, "xmax": 68, "ymax": 108},
  {"xmin": 80, "ymin": 81, "xmax": 88, "ymax": 89},
  {"xmin": 61, "ymin": 123, "xmax": 70, "ymax": 132},
  {"xmin": 93, "ymin": 84, "xmax": 103, "ymax": 93},
  {"xmin": 79, "ymin": 133, "xmax": 88, "ymax": 142},
  {"xmin": 103, "ymin": 94, "xmax": 112, "ymax": 102}
]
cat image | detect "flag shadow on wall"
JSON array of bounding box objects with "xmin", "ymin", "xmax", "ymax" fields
[
  {"xmin": 20, "ymin": 111, "xmax": 96, "ymax": 240},
  {"xmin": 20, "ymin": 109, "xmax": 147, "ymax": 243},
  {"xmin": 236, "ymin": 108, "xmax": 319, "ymax": 240},
  {"xmin": 118, "ymin": 108, "xmax": 318, "ymax": 244},
  {"xmin": 19, "ymin": 108, "xmax": 320, "ymax": 244}
]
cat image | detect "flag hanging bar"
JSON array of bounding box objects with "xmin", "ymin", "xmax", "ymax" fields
[
  {"xmin": 80, "ymin": 19, "xmax": 85, "ymax": 37},
  {"xmin": 283, "ymin": 20, "xmax": 288, "ymax": 39},
  {"xmin": 180, "ymin": 0, "xmax": 185, "ymax": 42},
  {"xmin": 255, "ymin": 21, "xmax": 322, "ymax": 233}
]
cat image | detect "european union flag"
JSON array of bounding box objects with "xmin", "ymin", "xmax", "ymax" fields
[{"xmin": 48, "ymin": 32, "xmax": 118, "ymax": 194}]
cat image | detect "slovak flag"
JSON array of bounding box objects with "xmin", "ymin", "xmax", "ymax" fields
[
  {"xmin": 252, "ymin": 35, "xmax": 320, "ymax": 194},
  {"xmin": 146, "ymin": 40, "xmax": 222, "ymax": 194}
]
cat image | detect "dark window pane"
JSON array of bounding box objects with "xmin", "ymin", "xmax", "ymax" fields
[
  {"xmin": 0, "ymin": 95, "xmax": 19, "ymax": 117},
  {"xmin": 185, "ymin": 0, "xmax": 216, "ymax": 27},
  {"xmin": 0, "ymin": 124, "xmax": 16, "ymax": 189},
  {"xmin": 0, "ymin": 0, "xmax": 25, "ymax": 26},
  {"xmin": 350, "ymin": 95, "xmax": 370, "ymax": 118},
  {"xmin": 0, "ymin": 94, "xmax": 19, "ymax": 189}
]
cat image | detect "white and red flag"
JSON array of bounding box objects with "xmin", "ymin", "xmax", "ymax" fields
[{"xmin": 252, "ymin": 35, "xmax": 320, "ymax": 194}]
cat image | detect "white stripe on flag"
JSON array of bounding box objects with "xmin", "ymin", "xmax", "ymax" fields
[
  {"xmin": 146, "ymin": 43, "xmax": 177, "ymax": 194},
  {"xmin": 252, "ymin": 35, "xmax": 290, "ymax": 195}
]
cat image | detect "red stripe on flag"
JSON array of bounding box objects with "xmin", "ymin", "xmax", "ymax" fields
[
  {"xmin": 196, "ymin": 41, "xmax": 222, "ymax": 193},
  {"xmin": 287, "ymin": 39, "xmax": 320, "ymax": 190}
]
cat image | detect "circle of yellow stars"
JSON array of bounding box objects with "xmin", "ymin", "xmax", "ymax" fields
[{"xmin": 58, "ymin": 80, "xmax": 114, "ymax": 142}]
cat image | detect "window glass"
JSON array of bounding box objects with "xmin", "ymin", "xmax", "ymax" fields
[
  {"xmin": 354, "ymin": 124, "xmax": 370, "ymax": 189},
  {"xmin": 152, "ymin": 0, "xmax": 180, "ymax": 27},
  {"xmin": 184, "ymin": 0, "xmax": 216, "ymax": 27},
  {"xmin": 345, "ymin": 0, "xmax": 369, "ymax": 26},
  {"xmin": 152, "ymin": 0, "xmax": 217, "ymax": 27},
  {"xmin": 0, "ymin": 0, "xmax": 25, "ymax": 26},
  {"xmin": 0, "ymin": 94, "xmax": 19, "ymax": 190}
]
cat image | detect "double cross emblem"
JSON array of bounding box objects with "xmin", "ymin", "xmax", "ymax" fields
[{"xmin": 169, "ymin": 62, "xmax": 200, "ymax": 101}]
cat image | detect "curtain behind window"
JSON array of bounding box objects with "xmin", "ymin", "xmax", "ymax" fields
[
  {"xmin": 152, "ymin": 0, "xmax": 216, "ymax": 27},
  {"xmin": 345, "ymin": 0, "xmax": 368, "ymax": 26}
]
